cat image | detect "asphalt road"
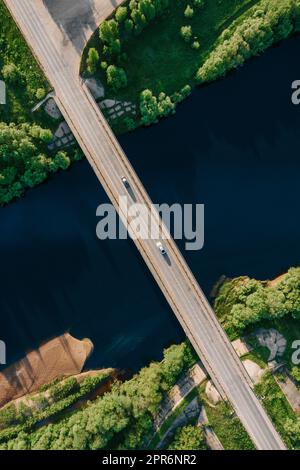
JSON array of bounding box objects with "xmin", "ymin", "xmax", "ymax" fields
[{"xmin": 5, "ymin": 0, "xmax": 286, "ymax": 450}]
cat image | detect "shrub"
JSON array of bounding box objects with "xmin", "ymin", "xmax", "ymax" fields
[
  {"xmin": 291, "ymin": 367, "xmax": 300, "ymax": 385},
  {"xmin": 2, "ymin": 63, "xmax": 20, "ymax": 84},
  {"xmin": 49, "ymin": 377, "xmax": 79, "ymax": 401},
  {"xmin": 214, "ymin": 268, "xmax": 300, "ymax": 334},
  {"xmin": 184, "ymin": 5, "xmax": 194, "ymax": 18},
  {"xmin": 196, "ymin": 0, "xmax": 300, "ymax": 84},
  {"xmin": 191, "ymin": 40, "xmax": 200, "ymax": 50},
  {"xmin": 86, "ymin": 47, "xmax": 99, "ymax": 74},
  {"xmin": 0, "ymin": 404, "xmax": 18, "ymax": 428},
  {"xmin": 36, "ymin": 88, "xmax": 46, "ymax": 100},
  {"xmin": 168, "ymin": 425, "xmax": 206, "ymax": 450},
  {"xmin": 116, "ymin": 6, "xmax": 128, "ymax": 23},
  {"xmin": 180, "ymin": 25, "xmax": 193, "ymax": 42},
  {"xmin": 106, "ymin": 65, "xmax": 127, "ymax": 90}
]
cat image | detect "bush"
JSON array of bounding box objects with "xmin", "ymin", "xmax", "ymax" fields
[
  {"xmin": 214, "ymin": 268, "xmax": 300, "ymax": 334},
  {"xmin": 168, "ymin": 425, "xmax": 206, "ymax": 450},
  {"xmin": 86, "ymin": 48, "xmax": 99, "ymax": 74},
  {"xmin": 49, "ymin": 378, "xmax": 79, "ymax": 401},
  {"xmin": 184, "ymin": 5, "xmax": 194, "ymax": 18},
  {"xmin": 116, "ymin": 6, "xmax": 128, "ymax": 23},
  {"xmin": 2, "ymin": 63, "xmax": 20, "ymax": 84},
  {"xmin": 36, "ymin": 88, "xmax": 46, "ymax": 100},
  {"xmin": 0, "ymin": 404, "xmax": 18, "ymax": 428},
  {"xmin": 106, "ymin": 65, "xmax": 127, "ymax": 90},
  {"xmin": 191, "ymin": 40, "xmax": 200, "ymax": 50},
  {"xmin": 140, "ymin": 89, "xmax": 176, "ymax": 125},
  {"xmin": 180, "ymin": 25, "xmax": 192, "ymax": 42},
  {"xmin": 196, "ymin": 0, "xmax": 300, "ymax": 83},
  {"xmin": 291, "ymin": 367, "xmax": 300, "ymax": 385}
]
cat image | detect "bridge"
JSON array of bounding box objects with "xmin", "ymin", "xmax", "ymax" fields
[{"xmin": 4, "ymin": 0, "xmax": 286, "ymax": 450}]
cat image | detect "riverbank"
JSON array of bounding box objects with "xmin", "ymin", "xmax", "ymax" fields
[
  {"xmin": 0, "ymin": 342, "xmax": 196, "ymax": 450},
  {"xmin": 82, "ymin": 0, "xmax": 300, "ymax": 133},
  {"xmin": 0, "ymin": 333, "xmax": 93, "ymax": 408},
  {"xmin": 213, "ymin": 268, "xmax": 300, "ymax": 338}
]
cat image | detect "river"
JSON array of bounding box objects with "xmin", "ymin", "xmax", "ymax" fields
[{"xmin": 0, "ymin": 35, "xmax": 299, "ymax": 372}]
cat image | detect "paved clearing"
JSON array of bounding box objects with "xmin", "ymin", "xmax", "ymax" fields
[{"xmin": 32, "ymin": 0, "xmax": 124, "ymax": 71}]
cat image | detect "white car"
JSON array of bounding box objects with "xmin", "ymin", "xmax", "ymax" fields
[
  {"xmin": 156, "ymin": 241, "xmax": 167, "ymax": 256},
  {"xmin": 121, "ymin": 176, "xmax": 130, "ymax": 189}
]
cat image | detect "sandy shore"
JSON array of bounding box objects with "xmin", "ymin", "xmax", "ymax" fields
[
  {"xmin": 0, "ymin": 333, "xmax": 93, "ymax": 408},
  {"xmin": 267, "ymin": 273, "xmax": 286, "ymax": 287}
]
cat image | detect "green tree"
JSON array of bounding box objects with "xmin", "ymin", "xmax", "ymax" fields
[
  {"xmin": 140, "ymin": 89, "xmax": 159, "ymax": 125},
  {"xmin": 291, "ymin": 367, "xmax": 300, "ymax": 385},
  {"xmin": 52, "ymin": 151, "xmax": 71, "ymax": 171},
  {"xmin": 124, "ymin": 18, "xmax": 134, "ymax": 34},
  {"xmin": 180, "ymin": 25, "xmax": 192, "ymax": 42},
  {"xmin": 36, "ymin": 88, "xmax": 46, "ymax": 100},
  {"xmin": 184, "ymin": 5, "xmax": 194, "ymax": 18},
  {"xmin": 86, "ymin": 48, "xmax": 99, "ymax": 74},
  {"xmin": 99, "ymin": 19, "xmax": 119, "ymax": 45},
  {"xmin": 168, "ymin": 425, "xmax": 206, "ymax": 450},
  {"xmin": 106, "ymin": 65, "xmax": 127, "ymax": 90},
  {"xmin": 283, "ymin": 418, "xmax": 300, "ymax": 448},
  {"xmin": 191, "ymin": 40, "xmax": 200, "ymax": 50},
  {"xmin": 116, "ymin": 6, "xmax": 128, "ymax": 23},
  {"xmin": 2, "ymin": 63, "xmax": 20, "ymax": 84}
]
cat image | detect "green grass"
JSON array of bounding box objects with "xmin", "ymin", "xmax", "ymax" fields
[
  {"xmin": 120, "ymin": 0, "xmax": 259, "ymax": 100},
  {"xmin": 255, "ymin": 372, "xmax": 298, "ymax": 449},
  {"xmin": 148, "ymin": 387, "xmax": 199, "ymax": 449},
  {"xmin": 244, "ymin": 336, "xmax": 271, "ymax": 365},
  {"xmin": 84, "ymin": 0, "xmax": 259, "ymax": 106},
  {"xmin": 0, "ymin": 0, "xmax": 50, "ymax": 124},
  {"xmin": 199, "ymin": 385, "xmax": 255, "ymax": 450}
]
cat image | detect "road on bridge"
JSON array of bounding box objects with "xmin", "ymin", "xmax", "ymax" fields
[{"xmin": 5, "ymin": 0, "xmax": 286, "ymax": 450}]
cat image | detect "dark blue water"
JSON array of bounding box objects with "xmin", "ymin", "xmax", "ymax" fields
[{"xmin": 1, "ymin": 35, "xmax": 300, "ymax": 372}]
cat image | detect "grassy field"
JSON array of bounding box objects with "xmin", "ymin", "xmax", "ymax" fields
[
  {"xmin": 0, "ymin": 1, "xmax": 82, "ymax": 206},
  {"xmin": 198, "ymin": 384, "xmax": 254, "ymax": 450},
  {"xmin": 116, "ymin": 0, "xmax": 259, "ymax": 100},
  {"xmin": 255, "ymin": 372, "xmax": 298, "ymax": 449},
  {"xmin": 84, "ymin": 0, "xmax": 259, "ymax": 104},
  {"xmin": 0, "ymin": 0, "xmax": 50, "ymax": 124}
]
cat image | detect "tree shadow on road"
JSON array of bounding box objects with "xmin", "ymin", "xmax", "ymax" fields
[{"xmin": 42, "ymin": 0, "xmax": 98, "ymax": 55}]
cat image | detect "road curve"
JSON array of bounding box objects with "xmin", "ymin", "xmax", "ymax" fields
[{"xmin": 5, "ymin": 0, "xmax": 286, "ymax": 450}]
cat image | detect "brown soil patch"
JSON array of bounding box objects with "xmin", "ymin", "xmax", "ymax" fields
[{"xmin": 0, "ymin": 333, "xmax": 93, "ymax": 407}]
